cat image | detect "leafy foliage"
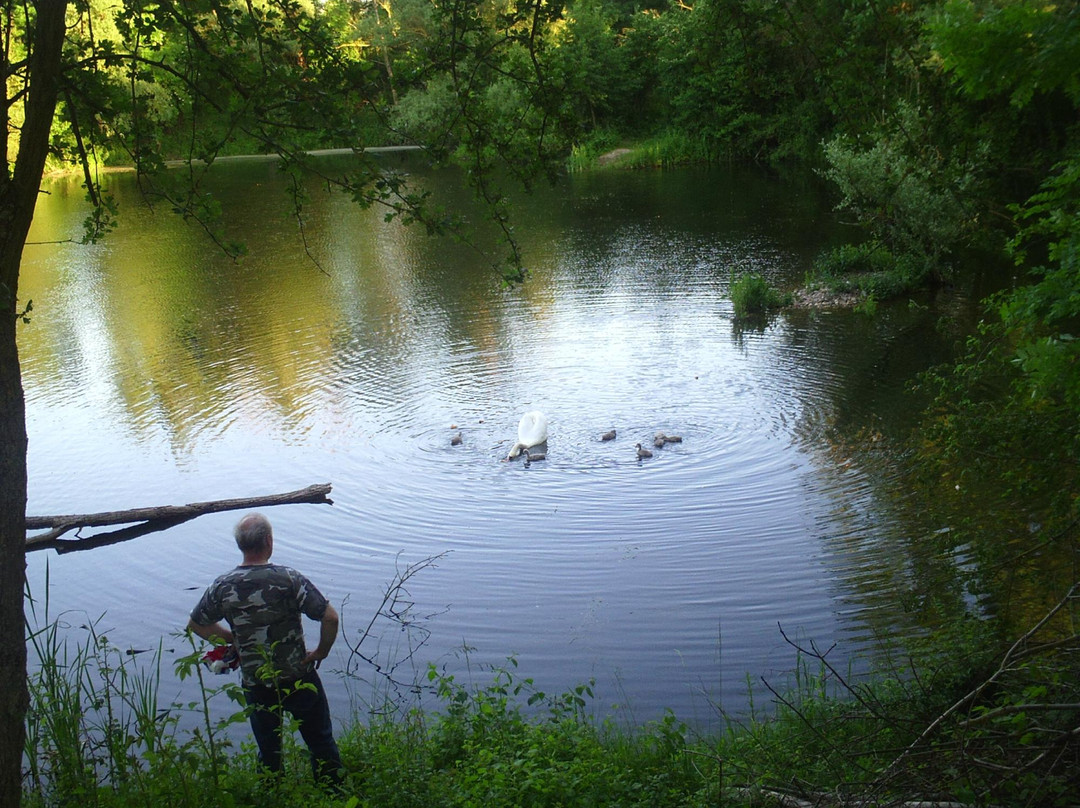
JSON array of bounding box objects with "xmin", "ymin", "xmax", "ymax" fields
[
  {"xmin": 927, "ymin": 0, "xmax": 1080, "ymax": 110},
  {"xmin": 809, "ymin": 242, "xmax": 928, "ymax": 301},
  {"xmin": 1002, "ymin": 151, "xmax": 1080, "ymax": 413},
  {"xmin": 821, "ymin": 104, "xmax": 984, "ymax": 275},
  {"xmin": 914, "ymin": 149, "xmax": 1080, "ymax": 600},
  {"xmin": 909, "ymin": 3, "xmax": 1080, "ymax": 627},
  {"xmin": 730, "ymin": 272, "xmax": 790, "ymax": 318}
]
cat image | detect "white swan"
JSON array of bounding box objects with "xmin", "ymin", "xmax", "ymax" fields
[{"xmin": 506, "ymin": 411, "xmax": 548, "ymax": 460}]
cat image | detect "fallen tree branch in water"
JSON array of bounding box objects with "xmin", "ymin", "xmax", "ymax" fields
[{"xmin": 25, "ymin": 483, "xmax": 333, "ymax": 554}]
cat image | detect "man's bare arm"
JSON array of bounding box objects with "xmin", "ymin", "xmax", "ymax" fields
[
  {"xmin": 186, "ymin": 617, "xmax": 234, "ymax": 646},
  {"xmin": 302, "ymin": 604, "xmax": 339, "ymax": 667}
]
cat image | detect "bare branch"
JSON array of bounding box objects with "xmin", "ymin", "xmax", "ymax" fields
[
  {"xmin": 26, "ymin": 483, "xmax": 333, "ymax": 553},
  {"xmin": 339, "ymin": 551, "xmax": 450, "ymax": 707}
]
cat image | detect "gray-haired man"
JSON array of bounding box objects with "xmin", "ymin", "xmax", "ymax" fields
[{"xmin": 187, "ymin": 512, "xmax": 343, "ymax": 785}]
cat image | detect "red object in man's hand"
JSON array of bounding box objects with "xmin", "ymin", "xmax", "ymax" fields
[{"xmin": 201, "ymin": 645, "xmax": 239, "ymax": 674}]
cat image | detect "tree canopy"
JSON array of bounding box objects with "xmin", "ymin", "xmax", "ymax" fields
[{"xmin": 5, "ymin": 0, "xmax": 1079, "ymax": 805}]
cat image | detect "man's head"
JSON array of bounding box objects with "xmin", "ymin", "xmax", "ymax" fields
[{"xmin": 235, "ymin": 512, "xmax": 273, "ymax": 560}]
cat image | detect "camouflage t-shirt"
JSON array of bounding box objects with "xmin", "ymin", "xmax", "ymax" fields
[{"xmin": 190, "ymin": 563, "xmax": 329, "ymax": 686}]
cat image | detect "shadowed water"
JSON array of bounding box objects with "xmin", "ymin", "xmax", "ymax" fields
[{"xmin": 20, "ymin": 154, "xmax": 971, "ymax": 730}]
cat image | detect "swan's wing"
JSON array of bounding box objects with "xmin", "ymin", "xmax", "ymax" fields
[{"xmin": 517, "ymin": 411, "xmax": 548, "ymax": 446}]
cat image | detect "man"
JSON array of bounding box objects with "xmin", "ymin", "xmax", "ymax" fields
[{"xmin": 187, "ymin": 512, "xmax": 344, "ymax": 785}]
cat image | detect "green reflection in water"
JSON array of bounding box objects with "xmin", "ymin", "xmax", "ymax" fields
[{"xmin": 19, "ymin": 154, "xmax": 1054, "ymax": 723}]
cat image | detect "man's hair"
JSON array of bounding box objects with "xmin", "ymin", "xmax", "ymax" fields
[{"xmin": 235, "ymin": 512, "xmax": 272, "ymax": 554}]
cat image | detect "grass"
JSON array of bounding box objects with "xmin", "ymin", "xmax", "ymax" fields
[
  {"xmin": 805, "ymin": 242, "xmax": 934, "ymax": 305},
  {"xmin": 23, "ymin": 584, "xmax": 251, "ymax": 808},
  {"xmin": 730, "ymin": 272, "xmax": 791, "ymax": 318},
  {"xmin": 22, "ymin": 578, "xmax": 1080, "ymax": 808},
  {"xmin": 567, "ymin": 129, "xmax": 722, "ymax": 172}
]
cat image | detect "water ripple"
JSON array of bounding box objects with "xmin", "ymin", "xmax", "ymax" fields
[{"xmin": 19, "ymin": 162, "xmax": 945, "ymax": 729}]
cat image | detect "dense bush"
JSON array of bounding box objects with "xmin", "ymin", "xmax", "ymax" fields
[{"xmin": 808, "ymin": 242, "xmax": 929, "ymax": 301}]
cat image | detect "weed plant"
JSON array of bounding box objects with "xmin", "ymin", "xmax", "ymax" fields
[
  {"xmin": 23, "ymin": 578, "xmax": 1080, "ymax": 808},
  {"xmin": 807, "ymin": 242, "xmax": 932, "ymax": 304},
  {"xmin": 730, "ymin": 272, "xmax": 791, "ymax": 318}
]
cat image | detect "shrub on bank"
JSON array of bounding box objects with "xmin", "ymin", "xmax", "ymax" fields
[{"xmin": 808, "ymin": 242, "xmax": 931, "ymax": 302}]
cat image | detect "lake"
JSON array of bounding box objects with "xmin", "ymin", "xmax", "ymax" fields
[{"xmin": 19, "ymin": 152, "xmax": 973, "ymax": 732}]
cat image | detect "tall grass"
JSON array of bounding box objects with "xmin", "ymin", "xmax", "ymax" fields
[
  {"xmin": 23, "ymin": 577, "xmax": 251, "ymax": 807},
  {"xmin": 567, "ymin": 129, "xmax": 722, "ymax": 172},
  {"xmin": 23, "ymin": 576, "xmax": 1080, "ymax": 807},
  {"xmin": 620, "ymin": 131, "xmax": 718, "ymax": 168}
]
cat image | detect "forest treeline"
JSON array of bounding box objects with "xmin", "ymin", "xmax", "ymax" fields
[{"xmin": 6, "ymin": 1, "xmax": 1079, "ymax": 805}]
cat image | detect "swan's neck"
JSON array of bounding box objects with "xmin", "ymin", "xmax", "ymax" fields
[{"xmin": 508, "ymin": 442, "xmax": 527, "ymax": 459}]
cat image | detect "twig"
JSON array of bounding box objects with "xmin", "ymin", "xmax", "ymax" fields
[
  {"xmin": 877, "ymin": 582, "xmax": 1080, "ymax": 786},
  {"xmin": 340, "ymin": 551, "xmax": 450, "ymax": 700}
]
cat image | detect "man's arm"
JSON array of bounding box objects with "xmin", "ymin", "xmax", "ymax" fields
[
  {"xmin": 186, "ymin": 617, "xmax": 234, "ymax": 646},
  {"xmin": 302, "ymin": 603, "xmax": 339, "ymax": 667}
]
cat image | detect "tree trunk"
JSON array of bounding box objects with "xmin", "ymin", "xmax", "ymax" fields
[{"xmin": 0, "ymin": 4, "xmax": 69, "ymax": 807}]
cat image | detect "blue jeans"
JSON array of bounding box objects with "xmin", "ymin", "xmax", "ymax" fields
[{"xmin": 244, "ymin": 670, "xmax": 343, "ymax": 784}]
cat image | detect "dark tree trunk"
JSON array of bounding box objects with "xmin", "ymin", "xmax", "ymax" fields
[
  {"xmin": 0, "ymin": 4, "xmax": 68, "ymax": 807},
  {"xmin": 0, "ymin": 302, "xmax": 27, "ymax": 808}
]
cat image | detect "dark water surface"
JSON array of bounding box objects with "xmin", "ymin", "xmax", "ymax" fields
[{"xmin": 20, "ymin": 154, "xmax": 969, "ymax": 731}]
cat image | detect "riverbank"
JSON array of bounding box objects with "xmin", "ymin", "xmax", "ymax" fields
[
  {"xmin": 24, "ymin": 595, "xmax": 1080, "ymax": 808},
  {"xmin": 166, "ymin": 145, "xmax": 424, "ymax": 167},
  {"xmin": 44, "ymin": 145, "xmax": 425, "ymax": 177}
]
